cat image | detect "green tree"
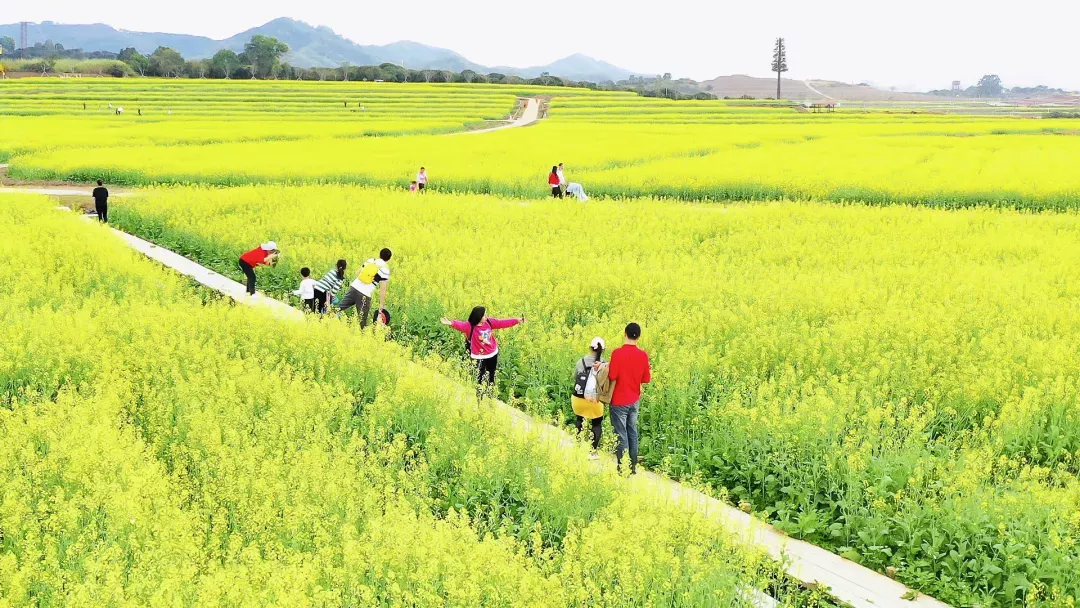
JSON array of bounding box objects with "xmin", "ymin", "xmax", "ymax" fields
[
  {"xmin": 771, "ymin": 37, "xmax": 788, "ymax": 99},
  {"xmin": 243, "ymin": 35, "xmax": 289, "ymax": 78},
  {"xmin": 150, "ymin": 46, "xmax": 184, "ymax": 77},
  {"xmin": 1, "ymin": 36, "xmax": 17, "ymax": 53},
  {"xmin": 119, "ymin": 47, "xmax": 150, "ymax": 76},
  {"xmin": 976, "ymin": 74, "xmax": 1004, "ymax": 97},
  {"xmin": 210, "ymin": 49, "xmax": 240, "ymax": 79}
]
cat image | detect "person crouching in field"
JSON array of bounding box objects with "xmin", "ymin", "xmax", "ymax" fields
[
  {"xmin": 441, "ymin": 306, "xmax": 524, "ymax": 397},
  {"xmin": 313, "ymin": 259, "xmax": 347, "ymax": 314},
  {"xmin": 572, "ymin": 337, "xmax": 612, "ymax": 458},
  {"xmin": 238, "ymin": 241, "xmax": 279, "ymax": 296},
  {"xmin": 549, "ymin": 166, "xmax": 562, "ymax": 198},
  {"xmin": 338, "ymin": 248, "xmax": 391, "ymax": 328}
]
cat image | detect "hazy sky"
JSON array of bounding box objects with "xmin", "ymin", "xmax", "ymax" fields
[{"xmin": 8, "ymin": 0, "xmax": 1080, "ymax": 91}]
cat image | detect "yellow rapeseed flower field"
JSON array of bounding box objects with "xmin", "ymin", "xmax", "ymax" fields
[
  {"xmin": 0, "ymin": 192, "xmax": 783, "ymax": 607},
  {"xmin": 113, "ymin": 184, "xmax": 1080, "ymax": 606}
]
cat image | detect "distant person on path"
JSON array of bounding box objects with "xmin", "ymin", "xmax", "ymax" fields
[
  {"xmin": 441, "ymin": 306, "xmax": 524, "ymax": 396},
  {"xmin": 549, "ymin": 166, "xmax": 562, "ymax": 198},
  {"xmin": 410, "ymin": 181, "xmax": 418, "ymax": 192},
  {"xmin": 416, "ymin": 167, "xmax": 427, "ymax": 191},
  {"xmin": 572, "ymin": 337, "xmax": 608, "ymax": 457},
  {"xmin": 238, "ymin": 241, "xmax": 279, "ymax": 296},
  {"xmin": 313, "ymin": 259, "xmax": 347, "ymax": 314},
  {"xmin": 338, "ymin": 248, "xmax": 391, "ymax": 328},
  {"xmin": 294, "ymin": 267, "xmax": 318, "ymax": 312},
  {"xmin": 557, "ymin": 162, "xmax": 567, "ymax": 194},
  {"xmin": 607, "ymin": 322, "xmax": 651, "ymax": 473},
  {"xmin": 91, "ymin": 180, "xmax": 109, "ymax": 223}
]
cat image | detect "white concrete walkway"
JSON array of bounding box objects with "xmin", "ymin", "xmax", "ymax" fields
[
  {"xmin": 61, "ymin": 206, "xmax": 950, "ymax": 608},
  {"xmin": 1, "ymin": 186, "xmax": 135, "ymax": 197},
  {"xmin": 455, "ymin": 97, "xmax": 541, "ymax": 135}
]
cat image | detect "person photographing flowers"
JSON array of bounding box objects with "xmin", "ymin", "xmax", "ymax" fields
[{"xmin": 237, "ymin": 241, "xmax": 279, "ymax": 296}]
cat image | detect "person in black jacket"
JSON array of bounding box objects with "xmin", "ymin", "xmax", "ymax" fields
[{"xmin": 92, "ymin": 180, "xmax": 109, "ymax": 223}]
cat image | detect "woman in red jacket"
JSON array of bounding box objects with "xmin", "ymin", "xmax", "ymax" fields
[
  {"xmin": 238, "ymin": 241, "xmax": 279, "ymax": 296},
  {"xmin": 548, "ymin": 166, "xmax": 562, "ymax": 198},
  {"xmin": 441, "ymin": 306, "xmax": 524, "ymax": 395}
]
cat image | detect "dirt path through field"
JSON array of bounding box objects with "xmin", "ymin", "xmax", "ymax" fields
[
  {"xmin": 37, "ymin": 204, "xmax": 952, "ymax": 608},
  {"xmin": 803, "ymin": 80, "xmax": 836, "ymax": 100},
  {"xmin": 456, "ymin": 97, "xmax": 541, "ymax": 135}
]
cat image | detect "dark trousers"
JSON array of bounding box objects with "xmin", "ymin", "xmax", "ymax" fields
[
  {"xmin": 551, "ymin": 186, "xmax": 562, "ymax": 198},
  {"xmin": 575, "ymin": 415, "xmax": 603, "ymax": 450},
  {"xmin": 303, "ymin": 297, "xmax": 317, "ymax": 313},
  {"xmin": 338, "ymin": 287, "xmax": 374, "ymax": 328},
  {"xmin": 475, "ymin": 355, "xmax": 498, "ymax": 398},
  {"xmin": 314, "ymin": 289, "xmax": 329, "ymax": 313},
  {"xmin": 95, "ymin": 201, "xmax": 108, "ymax": 223},
  {"xmin": 238, "ymin": 259, "xmax": 256, "ymax": 295},
  {"xmin": 418, "ymin": 182, "xmax": 426, "ymax": 190}
]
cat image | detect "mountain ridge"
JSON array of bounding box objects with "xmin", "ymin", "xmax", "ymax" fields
[{"xmin": 0, "ymin": 18, "xmax": 637, "ymax": 82}]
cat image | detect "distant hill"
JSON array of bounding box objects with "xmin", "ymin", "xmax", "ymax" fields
[
  {"xmin": 699, "ymin": 74, "xmax": 938, "ymax": 101},
  {"xmin": 0, "ymin": 18, "xmax": 635, "ymax": 82}
]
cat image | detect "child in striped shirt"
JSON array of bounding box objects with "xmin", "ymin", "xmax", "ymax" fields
[{"xmin": 313, "ymin": 259, "xmax": 347, "ymax": 314}]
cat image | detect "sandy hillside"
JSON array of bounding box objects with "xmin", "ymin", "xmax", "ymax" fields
[{"xmin": 700, "ymin": 74, "xmax": 937, "ymax": 101}]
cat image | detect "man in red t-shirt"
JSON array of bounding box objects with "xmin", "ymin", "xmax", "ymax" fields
[{"xmin": 607, "ymin": 322, "xmax": 651, "ymax": 473}]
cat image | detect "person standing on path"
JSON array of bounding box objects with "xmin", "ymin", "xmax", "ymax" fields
[
  {"xmin": 338, "ymin": 248, "xmax": 391, "ymax": 328},
  {"xmin": 549, "ymin": 166, "xmax": 562, "ymax": 198},
  {"xmin": 416, "ymin": 167, "xmax": 428, "ymax": 191},
  {"xmin": 91, "ymin": 180, "xmax": 109, "ymax": 223},
  {"xmin": 293, "ymin": 267, "xmax": 318, "ymax": 312},
  {"xmin": 441, "ymin": 306, "xmax": 524, "ymax": 397},
  {"xmin": 572, "ymin": 337, "xmax": 607, "ymax": 457},
  {"xmin": 313, "ymin": 259, "xmax": 347, "ymax": 314},
  {"xmin": 607, "ymin": 322, "xmax": 651, "ymax": 473},
  {"xmin": 238, "ymin": 241, "xmax": 279, "ymax": 296}
]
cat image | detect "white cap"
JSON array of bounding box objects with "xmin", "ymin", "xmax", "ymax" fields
[
  {"xmin": 261, "ymin": 241, "xmax": 278, "ymax": 251},
  {"xmin": 590, "ymin": 337, "xmax": 606, "ymax": 350}
]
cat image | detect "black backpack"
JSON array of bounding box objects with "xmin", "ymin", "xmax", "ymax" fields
[{"xmin": 573, "ymin": 357, "xmax": 599, "ymax": 398}]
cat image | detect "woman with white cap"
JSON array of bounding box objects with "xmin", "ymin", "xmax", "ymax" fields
[
  {"xmin": 572, "ymin": 337, "xmax": 608, "ymax": 457},
  {"xmin": 237, "ymin": 241, "xmax": 279, "ymax": 296}
]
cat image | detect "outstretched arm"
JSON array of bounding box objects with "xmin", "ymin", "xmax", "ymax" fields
[
  {"xmin": 441, "ymin": 318, "xmax": 469, "ymax": 333},
  {"xmin": 487, "ymin": 316, "xmax": 524, "ymax": 330}
]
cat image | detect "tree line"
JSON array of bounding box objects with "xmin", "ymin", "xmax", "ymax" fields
[
  {"xmin": 1, "ymin": 34, "xmax": 720, "ymax": 98},
  {"xmin": 2, "ymin": 34, "xmax": 602, "ymax": 89}
]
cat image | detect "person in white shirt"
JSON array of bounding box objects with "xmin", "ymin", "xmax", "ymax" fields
[
  {"xmin": 337, "ymin": 248, "xmax": 392, "ymax": 328},
  {"xmin": 556, "ymin": 162, "xmax": 567, "ymax": 194},
  {"xmin": 416, "ymin": 167, "xmax": 428, "ymax": 191},
  {"xmin": 293, "ymin": 267, "xmax": 318, "ymax": 312}
]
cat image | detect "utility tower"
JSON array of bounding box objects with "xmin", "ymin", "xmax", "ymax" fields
[
  {"xmin": 951, "ymin": 81, "xmax": 961, "ymax": 93},
  {"xmin": 19, "ymin": 22, "xmax": 29, "ymax": 50}
]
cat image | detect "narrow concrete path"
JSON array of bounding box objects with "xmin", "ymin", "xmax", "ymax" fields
[
  {"xmin": 58, "ymin": 206, "xmax": 950, "ymax": 608},
  {"xmin": 455, "ymin": 97, "xmax": 540, "ymax": 135},
  {"xmin": 1, "ymin": 186, "xmax": 135, "ymax": 197},
  {"xmin": 804, "ymin": 80, "xmax": 836, "ymax": 100}
]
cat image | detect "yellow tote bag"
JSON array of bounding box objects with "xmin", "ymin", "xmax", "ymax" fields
[{"xmin": 571, "ymin": 396, "xmax": 603, "ymax": 420}]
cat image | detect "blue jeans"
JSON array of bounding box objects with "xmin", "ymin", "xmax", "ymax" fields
[{"xmin": 609, "ymin": 401, "xmax": 639, "ymax": 471}]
